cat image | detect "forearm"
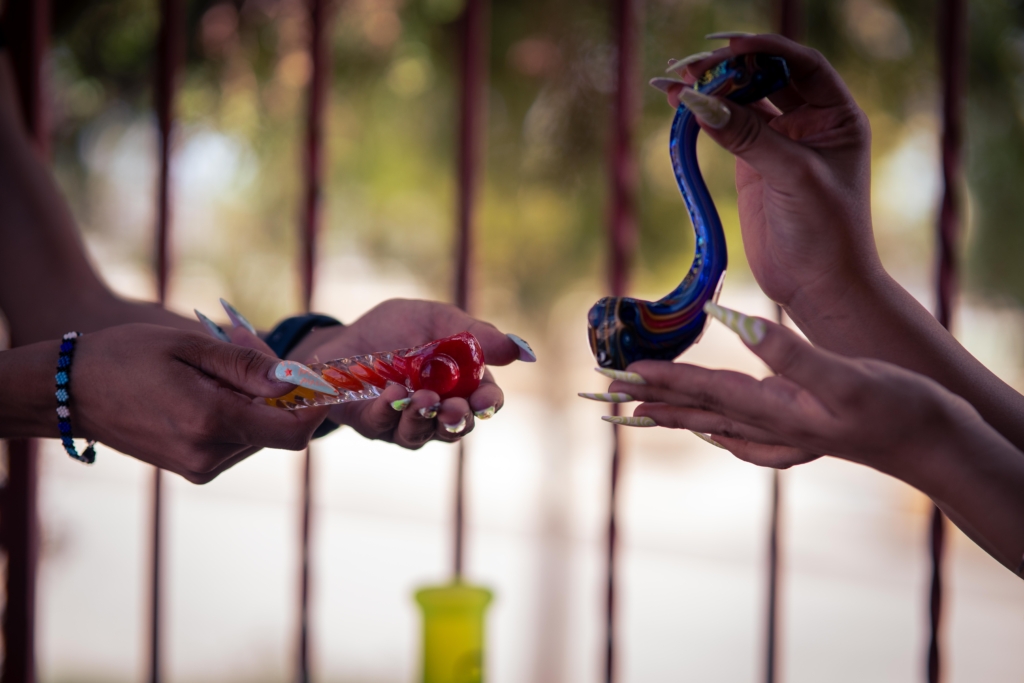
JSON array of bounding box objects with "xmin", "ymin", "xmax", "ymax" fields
[
  {"xmin": 0, "ymin": 55, "xmax": 202, "ymax": 344},
  {"xmin": 0, "ymin": 341, "xmax": 60, "ymax": 438},
  {"xmin": 883, "ymin": 419, "xmax": 1024, "ymax": 575},
  {"xmin": 786, "ymin": 270, "xmax": 1024, "ymax": 451}
]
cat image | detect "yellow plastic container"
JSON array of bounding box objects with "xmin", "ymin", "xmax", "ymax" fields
[{"xmin": 414, "ymin": 583, "xmax": 493, "ymax": 683}]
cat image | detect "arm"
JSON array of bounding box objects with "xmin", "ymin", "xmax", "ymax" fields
[
  {"xmin": 0, "ymin": 53, "xmax": 201, "ymax": 345},
  {"xmin": 0, "ymin": 325, "xmax": 327, "ymax": 483},
  {"xmin": 596, "ymin": 303, "xmax": 1024, "ymax": 576},
  {"xmin": 662, "ymin": 35, "xmax": 1024, "ymax": 452}
]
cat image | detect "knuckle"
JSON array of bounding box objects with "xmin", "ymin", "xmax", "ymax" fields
[
  {"xmin": 729, "ymin": 112, "xmax": 764, "ymax": 155},
  {"xmin": 230, "ymin": 347, "xmax": 266, "ymax": 382}
]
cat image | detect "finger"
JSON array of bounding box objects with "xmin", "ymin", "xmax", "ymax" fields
[
  {"xmin": 721, "ymin": 34, "xmax": 856, "ymax": 109},
  {"xmin": 469, "ymin": 369, "xmax": 503, "ymax": 420},
  {"xmin": 176, "ymin": 334, "xmax": 311, "ymax": 398},
  {"xmin": 678, "ymin": 88, "xmax": 811, "ymax": 180},
  {"xmin": 227, "ymin": 325, "xmax": 276, "ymax": 355},
  {"xmin": 712, "ymin": 436, "xmax": 822, "ymax": 470},
  {"xmin": 224, "ymin": 402, "xmax": 328, "ymax": 451},
  {"xmin": 702, "ymin": 302, "xmax": 863, "ymax": 411},
  {"xmin": 350, "ymin": 383, "xmax": 411, "ymax": 439},
  {"xmin": 633, "ymin": 403, "xmax": 792, "ymax": 446},
  {"xmin": 436, "ymin": 397, "xmax": 473, "ymax": 440},
  {"xmin": 612, "ymin": 363, "xmax": 812, "ymax": 433},
  {"xmin": 392, "ymin": 389, "xmax": 444, "ymax": 448},
  {"xmin": 434, "ymin": 306, "xmax": 534, "ymax": 365}
]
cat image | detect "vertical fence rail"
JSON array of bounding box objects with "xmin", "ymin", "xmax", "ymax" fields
[
  {"xmin": 930, "ymin": 0, "xmax": 966, "ymax": 681},
  {"xmin": 297, "ymin": 0, "xmax": 331, "ymax": 679},
  {"xmin": 604, "ymin": 0, "xmax": 641, "ymax": 680},
  {"xmin": 452, "ymin": 0, "xmax": 489, "ymax": 581},
  {"xmin": 150, "ymin": 2, "xmax": 183, "ymax": 681},
  {"xmin": 1, "ymin": 0, "xmax": 50, "ymax": 680},
  {"xmin": 766, "ymin": 6, "xmax": 802, "ymax": 683}
]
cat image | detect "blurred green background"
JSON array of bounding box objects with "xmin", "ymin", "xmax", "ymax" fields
[{"xmin": 46, "ymin": 0, "xmax": 1024, "ymax": 327}]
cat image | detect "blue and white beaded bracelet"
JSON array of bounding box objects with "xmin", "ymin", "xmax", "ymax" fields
[{"xmin": 57, "ymin": 332, "xmax": 97, "ymax": 464}]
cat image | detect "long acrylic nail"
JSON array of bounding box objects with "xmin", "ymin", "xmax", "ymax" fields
[
  {"xmin": 474, "ymin": 405, "xmax": 496, "ymax": 420},
  {"xmin": 507, "ymin": 333, "xmax": 537, "ymax": 362},
  {"xmin": 705, "ymin": 31, "xmax": 754, "ymax": 39},
  {"xmin": 273, "ymin": 360, "xmax": 339, "ymax": 396},
  {"xmin": 649, "ymin": 77, "xmax": 687, "ymax": 94},
  {"xmin": 220, "ymin": 298, "xmax": 257, "ymax": 335},
  {"xmin": 666, "ymin": 52, "xmax": 713, "ymax": 73},
  {"xmin": 703, "ymin": 302, "xmax": 766, "ymax": 345},
  {"xmin": 689, "ymin": 430, "xmax": 726, "ymax": 449},
  {"xmin": 602, "ymin": 415, "xmax": 656, "ymax": 427},
  {"xmin": 443, "ymin": 416, "xmax": 468, "ymax": 434},
  {"xmin": 578, "ymin": 392, "xmax": 634, "ymax": 403},
  {"xmin": 594, "ymin": 367, "xmax": 646, "ymax": 385},
  {"xmin": 419, "ymin": 402, "xmax": 441, "ymax": 419},
  {"xmin": 678, "ymin": 89, "xmax": 731, "ymax": 129},
  {"xmin": 391, "ymin": 398, "xmax": 412, "ymax": 411},
  {"xmin": 195, "ymin": 310, "xmax": 231, "ymax": 342}
]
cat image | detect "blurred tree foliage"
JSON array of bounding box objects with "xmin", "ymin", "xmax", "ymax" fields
[{"xmin": 44, "ymin": 0, "xmax": 1024, "ymax": 330}]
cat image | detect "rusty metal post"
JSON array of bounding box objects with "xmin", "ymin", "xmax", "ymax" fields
[
  {"xmin": 451, "ymin": 0, "xmax": 489, "ymax": 581},
  {"xmin": 149, "ymin": 1, "xmax": 184, "ymax": 681},
  {"xmin": 297, "ymin": 0, "xmax": 332, "ymax": 679},
  {"xmin": 604, "ymin": 0, "xmax": 641, "ymax": 680},
  {"xmin": 1, "ymin": 0, "xmax": 50, "ymax": 679},
  {"xmin": 929, "ymin": 0, "xmax": 966, "ymax": 681}
]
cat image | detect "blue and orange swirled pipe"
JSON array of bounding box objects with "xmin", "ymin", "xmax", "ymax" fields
[{"xmin": 588, "ymin": 54, "xmax": 790, "ymax": 369}]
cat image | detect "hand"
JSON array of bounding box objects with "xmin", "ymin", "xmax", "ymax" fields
[
  {"xmin": 663, "ymin": 35, "xmax": 880, "ymax": 314},
  {"xmin": 591, "ymin": 304, "xmax": 1024, "ymax": 575},
  {"xmin": 603, "ymin": 304, "xmax": 978, "ymax": 475},
  {"xmin": 73, "ymin": 324, "xmax": 328, "ymax": 483},
  {"xmin": 287, "ymin": 299, "xmax": 533, "ymax": 449}
]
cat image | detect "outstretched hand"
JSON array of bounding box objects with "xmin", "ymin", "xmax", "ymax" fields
[
  {"xmin": 608, "ymin": 304, "xmax": 974, "ymax": 472},
  {"xmin": 663, "ymin": 34, "xmax": 879, "ymax": 315},
  {"xmin": 596, "ymin": 303, "xmax": 1024, "ymax": 575},
  {"xmin": 73, "ymin": 324, "xmax": 327, "ymax": 483},
  {"xmin": 284, "ymin": 299, "xmax": 533, "ymax": 449}
]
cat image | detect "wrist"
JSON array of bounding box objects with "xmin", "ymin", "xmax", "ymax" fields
[{"xmin": 0, "ymin": 340, "xmax": 61, "ymax": 438}]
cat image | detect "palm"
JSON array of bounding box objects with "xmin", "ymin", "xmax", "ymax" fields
[{"xmin": 732, "ymin": 104, "xmax": 873, "ymax": 308}]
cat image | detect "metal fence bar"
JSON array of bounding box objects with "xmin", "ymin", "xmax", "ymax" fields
[
  {"xmin": 766, "ymin": 6, "xmax": 802, "ymax": 683},
  {"xmin": 451, "ymin": 0, "xmax": 489, "ymax": 581},
  {"xmin": 929, "ymin": 0, "xmax": 966, "ymax": 681},
  {"xmin": 149, "ymin": 1, "xmax": 183, "ymax": 680},
  {"xmin": 297, "ymin": 0, "xmax": 331, "ymax": 678},
  {"xmin": 604, "ymin": 0, "xmax": 641, "ymax": 680},
  {"xmin": 1, "ymin": 0, "xmax": 50, "ymax": 679}
]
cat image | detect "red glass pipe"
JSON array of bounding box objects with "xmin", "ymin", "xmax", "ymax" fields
[{"xmin": 268, "ymin": 332, "xmax": 485, "ymax": 409}]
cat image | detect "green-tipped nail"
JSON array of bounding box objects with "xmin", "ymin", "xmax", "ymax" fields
[
  {"xmin": 443, "ymin": 416, "xmax": 468, "ymax": 434},
  {"xmin": 391, "ymin": 398, "xmax": 412, "ymax": 411},
  {"xmin": 689, "ymin": 430, "xmax": 726, "ymax": 449},
  {"xmin": 578, "ymin": 392, "xmax": 634, "ymax": 403},
  {"xmin": 474, "ymin": 406, "xmax": 496, "ymax": 420},
  {"xmin": 703, "ymin": 302, "xmax": 766, "ymax": 345},
  {"xmin": 602, "ymin": 415, "xmax": 656, "ymax": 427},
  {"xmin": 419, "ymin": 403, "xmax": 441, "ymax": 420},
  {"xmin": 594, "ymin": 368, "xmax": 646, "ymax": 384}
]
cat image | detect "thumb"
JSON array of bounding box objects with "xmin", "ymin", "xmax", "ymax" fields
[
  {"xmin": 703, "ymin": 302, "xmax": 861, "ymax": 409},
  {"xmin": 676, "ymin": 88, "xmax": 807, "ymax": 178},
  {"xmin": 180, "ymin": 338, "xmax": 337, "ymax": 399}
]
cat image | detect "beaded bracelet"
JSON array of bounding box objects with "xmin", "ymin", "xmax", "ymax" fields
[{"xmin": 56, "ymin": 332, "xmax": 97, "ymax": 464}]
